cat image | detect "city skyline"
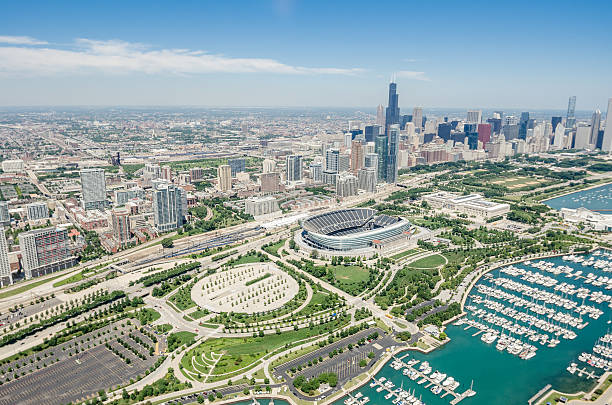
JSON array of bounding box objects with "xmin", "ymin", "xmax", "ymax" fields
[{"xmin": 1, "ymin": 0, "xmax": 611, "ymax": 109}]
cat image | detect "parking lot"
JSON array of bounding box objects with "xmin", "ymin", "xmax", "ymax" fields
[
  {"xmin": 0, "ymin": 320, "xmax": 162, "ymax": 405},
  {"xmin": 275, "ymin": 328, "xmax": 397, "ymax": 400}
]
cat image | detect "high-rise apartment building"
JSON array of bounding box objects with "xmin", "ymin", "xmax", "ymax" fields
[
  {"xmin": 351, "ymin": 140, "xmax": 364, "ymax": 173},
  {"xmin": 357, "ymin": 167, "xmax": 377, "ymax": 193},
  {"xmin": 80, "ymin": 168, "xmax": 107, "ymax": 210},
  {"xmin": 336, "ymin": 173, "xmax": 358, "ymax": 197},
  {"xmin": 217, "ymin": 164, "xmax": 232, "ymax": 191},
  {"xmin": 518, "ymin": 112, "xmax": 530, "ymax": 140},
  {"xmin": 0, "ymin": 201, "xmax": 9, "ymax": 226},
  {"xmin": 19, "ymin": 227, "xmax": 75, "ymax": 279},
  {"xmin": 27, "ymin": 202, "xmax": 49, "ymax": 221},
  {"xmin": 260, "ymin": 172, "xmax": 281, "ymax": 193},
  {"xmin": 228, "ymin": 158, "xmax": 246, "ymax": 177},
  {"xmin": 189, "ymin": 167, "xmax": 204, "ymax": 182},
  {"xmin": 152, "ymin": 182, "xmax": 186, "ymax": 232},
  {"xmin": 244, "ymin": 196, "xmax": 280, "ymax": 217},
  {"xmin": 602, "ymin": 98, "xmax": 612, "ymax": 152},
  {"xmin": 111, "ymin": 207, "xmax": 131, "ymax": 246},
  {"xmin": 364, "ymin": 153, "xmax": 378, "ymax": 170},
  {"xmin": 309, "ymin": 163, "xmax": 323, "ymax": 183},
  {"xmin": 286, "ymin": 155, "xmax": 303, "ymax": 182},
  {"xmin": 0, "ymin": 228, "xmax": 11, "ymax": 286},
  {"xmin": 375, "ymin": 133, "xmax": 387, "ymax": 182}
]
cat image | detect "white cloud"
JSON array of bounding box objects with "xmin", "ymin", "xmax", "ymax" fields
[
  {"xmin": 0, "ymin": 37, "xmax": 364, "ymax": 77},
  {"xmin": 0, "ymin": 36, "xmax": 47, "ymax": 45},
  {"xmin": 396, "ymin": 70, "xmax": 430, "ymax": 81}
]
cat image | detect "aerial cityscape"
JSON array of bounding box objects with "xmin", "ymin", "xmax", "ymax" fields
[{"xmin": 1, "ymin": 1, "xmax": 612, "ymax": 405}]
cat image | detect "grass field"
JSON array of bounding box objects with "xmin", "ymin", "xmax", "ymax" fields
[
  {"xmin": 391, "ymin": 248, "xmax": 421, "ymax": 260},
  {"xmin": 0, "ymin": 272, "xmax": 67, "ymax": 299},
  {"xmin": 189, "ymin": 309, "xmax": 210, "ymax": 319},
  {"xmin": 263, "ymin": 239, "xmax": 286, "ymax": 257},
  {"xmin": 181, "ymin": 315, "xmax": 349, "ymax": 380},
  {"xmin": 407, "ymin": 254, "xmax": 446, "ymax": 269},
  {"xmin": 332, "ymin": 265, "xmax": 369, "ymax": 284}
]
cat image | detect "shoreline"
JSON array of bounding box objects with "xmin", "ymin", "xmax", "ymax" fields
[{"xmin": 539, "ymin": 180, "xmax": 612, "ymax": 204}]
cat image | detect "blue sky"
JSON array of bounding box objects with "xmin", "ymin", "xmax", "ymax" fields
[{"xmin": 0, "ymin": 0, "xmax": 611, "ymax": 110}]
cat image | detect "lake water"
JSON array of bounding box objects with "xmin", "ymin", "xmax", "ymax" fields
[
  {"xmin": 334, "ymin": 251, "xmax": 612, "ymax": 405},
  {"xmin": 544, "ymin": 183, "xmax": 612, "ymax": 212}
]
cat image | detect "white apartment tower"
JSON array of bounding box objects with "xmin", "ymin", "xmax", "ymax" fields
[
  {"xmin": 0, "ymin": 228, "xmax": 11, "ymax": 286},
  {"xmin": 80, "ymin": 168, "xmax": 107, "ymax": 210}
]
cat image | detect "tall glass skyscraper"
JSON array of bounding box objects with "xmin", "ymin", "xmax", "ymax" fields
[
  {"xmin": 566, "ymin": 96, "xmax": 577, "ymax": 129},
  {"xmin": 385, "ymin": 82, "xmax": 400, "ymax": 132},
  {"xmin": 386, "ymin": 124, "xmax": 400, "ymax": 183}
]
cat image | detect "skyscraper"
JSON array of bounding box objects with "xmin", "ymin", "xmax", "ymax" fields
[
  {"xmin": 467, "ymin": 110, "xmax": 482, "ymax": 124},
  {"xmin": 477, "ymin": 124, "xmax": 492, "ymax": 149},
  {"xmin": 228, "ymin": 158, "xmax": 246, "ymax": 177},
  {"xmin": 364, "ymin": 153, "xmax": 378, "ymax": 170},
  {"xmin": 412, "ymin": 107, "xmax": 423, "ymax": 132},
  {"xmin": 27, "ymin": 202, "xmax": 49, "ymax": 221},
  {"xmin": 364, "ymin": 125, "xmax": 380, "ymax": 143},
  {"xmin": 551, "ymin": 116, "xmax": 563, "ymax": 132},
  {"xmin": 385, "ymin": 82, "xmax": 400, "ymax": 132},
  {"xmin": 0, "ymin": 228, "xmax": 11, "ymax": 286},
  {"xmin": 80, "ymin": 168, "xmax": 107, "ymax": 210},
  {"xmin": 566, "ymin": 96, "xmax": 577, "ymax": 129},
  {"xmin": 111, "ymin": 207, "xmax": 131, "ymax": 247},
  {"xmin": 152, "ymin": 182, "xmax": 186, "ymax": 232},
  {"xmin": 376, "ymin": 104, "xmax": 385, "ymax": 127},
  {"xmin": 286, "ymin": 155, "xmax": 303, "ymax": 181},
  {"xmin": 357, "ymin": 168, "xmax": 377, "ymax": 193},
  {"xmin": 375, "ymin": 133, "xmax": 387, "ymax": 182},
  {"xmin": 465, "ymin": 123, "xmax": 479, "ymax": 150},
  {"xmin": 309, "ymin": 162, "xmax": 322, "ymax": 183},
  {"xmin": 602, "ymin": 98, "xmax": 612, "ymax": 152},
  {"xmin": 217, "ymin": 165, "xmax": 232, "ymax": 191},
  {"xmin": 19, "ymin": 227, "xmax": 75, "ymax": 279},
  {"xmin": 336, "ymin": 173, "xmax": 358, "ymax": 197},
  {"xmin": 519, "ymin": 112, "xmax": 530, "ymax": 140},
  {"xmin": 0, "ymin": 201, "xmax": 9, "ymax": 226},
  {"xmin": 386, "ymin": 124, "xmax": 400, "ymax": 183},
  {"xmin": 260, "ymin": 172, "xmax": 281, "ymax": 193},
  {"xmin": 591, "ymin": 109, "xmax": 602, "ymax": 146},
  {"xmin": 351, "ymin": 140, "xmax": 364, "ymax": 173}
]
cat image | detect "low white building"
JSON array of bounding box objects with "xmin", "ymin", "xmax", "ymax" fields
[
  {"xmin": 560, "ymin": 207, "xmax": 612, "ymax": 231},
  {"xmin": 1, "ymin": 159, "xmax": 24, "ymax": 173},
  {"xmin": 244, "ymin": 196, "xmax": 279, "ymax": 217},
  {"xmin": 423, "ymin": 191, "xmax": 510, "ymax": 219}
]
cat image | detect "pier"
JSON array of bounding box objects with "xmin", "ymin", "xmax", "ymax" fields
[
  {"xmin": 527, "ymin": 384, "xmax": 551, "ymax": 405},
  {"xmin": 388, "ymin": 356, "xmax": 476, "ymax": 404}
]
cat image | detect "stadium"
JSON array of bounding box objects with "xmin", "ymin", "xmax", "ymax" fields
[{"xmin": 299, "ymin": 208, "xmax": 413, "ymax": 252}]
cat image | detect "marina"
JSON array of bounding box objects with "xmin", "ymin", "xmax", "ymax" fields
[
  {"xmin": 335, "ymin": 250, "xmax": 612, "ymax": 405},
  {"xmin": 543, "ymin": 182, "xmax": 612, "ymax": 213}
]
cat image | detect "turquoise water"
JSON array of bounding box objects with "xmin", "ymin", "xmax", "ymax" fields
[
  {"xmin": 335, "ymin": 252, "xmax": 612, "ymax": 405},
  {"xmin": 544, "ymin": 183, "xmax": 612, "ymax": 212}
]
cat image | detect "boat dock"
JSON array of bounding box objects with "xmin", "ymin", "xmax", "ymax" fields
[{"xmin": 391, "ymin": 356, "xmax": 476, "ymax": 404}]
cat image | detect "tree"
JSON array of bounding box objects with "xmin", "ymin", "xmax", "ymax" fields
[
  {"xmin": 359, "ymin": 359, "xmax": 368, "ymax": 367},
  {"xmin": 161, "ymin": 238, "xmax": 174, "ymax": 249},
  {"xmin": 197, "ymin": 395, "xmax": 204, "ymax": 403}
]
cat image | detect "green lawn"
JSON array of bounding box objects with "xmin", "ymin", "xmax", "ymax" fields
[
  {"xmin": 332, "ymin": 265, "xmax": 369, "ymax": 285},
  {"xmin": 156, "ymin": 324, "xmax": 173, "ymax": 333},
  {"xmin": 189, "ymin": 309, "xmax": 210, "ymax": 319},
  {"xmin": 182, "ymin": 315, "xmax": 350, "ymax": 380},
  {"xmin": 0, "ymin": 273, "xmax": 66, "ymax": 299},
  {"xmin": 263, "ymin": 239, "xmax": 286, "ymax": 257},
  {"xmin": 167, "ymin": 331, "xmax": 197, "ymax": 351},
  {"xmin": 391, "ymin": 249, "xmax": 420, "ymax": 260},
  {"xmin": 407, "ymin": 254, "xmax": 446, "ymax": 269}
]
